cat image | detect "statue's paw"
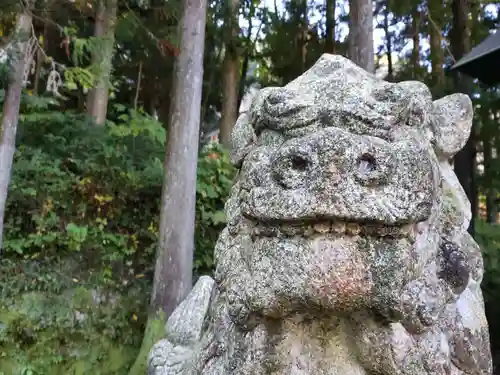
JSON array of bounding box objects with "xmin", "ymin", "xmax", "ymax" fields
[
  {"xmin": 148, "ymin": 339, "xmax": 194, "ymax": 375},
  {"xmin": 165, "ymin": 276, "xmax": 215, "ymax": 346}
]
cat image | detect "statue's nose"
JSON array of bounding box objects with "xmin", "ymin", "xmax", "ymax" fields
[
  {"xmin": 353, "ymin": 151, "xmax": 392, "ymax": 186},
  {"xmin": 271, "ymin": 145, "xmax": 318, "ymax": 190},
  {"xmin": 271, "ymin": 144, "xmax": 392, "ymax": 190}
]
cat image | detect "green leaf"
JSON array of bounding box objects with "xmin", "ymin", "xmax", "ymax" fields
[{"xmin": 211, "ymin": 211, "xmax": 226, "ymax": 225}]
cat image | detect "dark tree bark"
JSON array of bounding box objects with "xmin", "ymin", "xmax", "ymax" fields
[
  {"xmin": 219, "ymin": 0, "xmax": 240, "ymax": 148},
  {"xmin": 483, "ymin": 132, "xmax": 497, "ymax": 223},
  {"xmin": 86, "ymin": 0, "xmax": 117, "ymax": 125},
  {"xmin": 483, "ymin": 106, "xmax": 498, "ymax": 224},
  {"xmin": 288, "ymin": 0, "xmax": 309, "ymax": 77},
  {"xmin": 411, "ymin": 8, "xmax": 420, "ymax": 77},
  {"xmin": 451, "ymin": 0, "xmax": 476, "ymax": 236},
  {"xmin": 299, "ymin": 0, "xmax": 308, "ymax": 73},
  {"xmin": 127, "ymin": 0, "xmax": 208, "ymax": 373},
  {"xmin": 237, "ymin": 7, "xmax": 259, "ymax": 111},
  {"xmin": 348, "ymin": 0, "xmax": 374, "ymax": 72},
  {"xmin": 152, "ymin": 0, "xmax": 207, "ymax": 316},
  {"xmin": 382, "ymin": 4, "xmax": 393, "ymax": 80},
  {"xmin": 238, "ymin": 52, "xmax": 250, "ymax": 111},
  {"xmin": 0, "ymin": 1, "xmax": 33, "ymax": 253},
  {"xmin": 428, "ymin": 0, "xmax": 445, "ymax": 87},
  {"xmin": 33, "ymin": 6, "xmax": 49, "ymax": 95},
  {"xmin": 325, "ymin": 0, "xmax": 336, "ymax": 53}
]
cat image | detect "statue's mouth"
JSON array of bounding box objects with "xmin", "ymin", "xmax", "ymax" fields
[{"xmin": 250, "ymin": 218, "xmax": 416, "ymax": 240}]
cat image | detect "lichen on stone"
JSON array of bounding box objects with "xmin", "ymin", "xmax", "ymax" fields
[{"xmin": 148, "ymin": 54, "xmax": 492, "ymax": 375}]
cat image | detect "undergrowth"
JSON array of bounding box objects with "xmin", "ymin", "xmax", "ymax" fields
[{"xmin": 0, "ymin": 94, "xmax": 234, "ymax": 374}]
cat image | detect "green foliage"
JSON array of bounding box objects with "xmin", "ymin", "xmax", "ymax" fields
[
  {"xmin": 64, "ymin": 67, "xmax": 94, "ymax": 91},
  {"xmin": 107, "ymin": 104, "xmax": 166, "ymax": 144},
  {"xmin": 0, "ymin": 60, "xmax": 9, "ymax": 87},
  {"xmin": 195, "ymin": 143, "xmax": 235, "ymax": 275},
  {"xmin": 126, "ymin": 311, "xmax": 166, "ymax": 375},
  {"xmin": 476, "ymin": 221, "xmax": 500, "ymax": 302},
  {"xmin": 475, "ymin": 221, "xmax": 500, "ymax": 351},
  {"xmin": 0, "ymin": 94, "xmax": 234, "ymax": 373},
  {"xmin": 0, "ymin": 264, "xmax": 144, "ymax": 375},
  {"xmin": 3, "ymin": 96, "xmax": 234, "ymax": 280}
]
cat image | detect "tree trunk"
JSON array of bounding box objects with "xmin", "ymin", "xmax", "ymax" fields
[
  {"xmin": 383, "ymin": 4, "xmax": 393, "ymax": 80},
  {"xmin": 219, "ymin": 0, "xmax": 240, "ymax": 148},
  {"xmin": 127, "ymin": 0, "xmax": 207, "ymax": 373},
  {"xmin": 483, "ymin": 129, "xmax": 497, "ymax": 223},
  {"xmin": 299, "ymin": 0, "xmax": 308, "ymax": 73},
  {"xmin": 451, "ymin": 0, "xmax": 475, "ymax": 236},
  {"xmin": 237, "ymin": 9, "xmax": 256, "ymax": 110},
  {"xmin": 33, "ymin": 13, "xmax": 49, "ymax": 95},
  {"xmin": 411, "ymin": 9, "xmax": 420, "ymax": 77},
  {"xmin": 348, "ymin": 0, "xmax": 374, "ymax": 73},
  {"xmin": 133, "ymin": 60, "xmax": 142, "ymax": 111},
  {"xmin": 86, "ymin": 0, "xmax": 117, "ymax": 126},
  {"xmin": 238, "ymin": 53, "xmax": 250, "ymax": 111},
  {"xmin": 428, "ymin": 0, "xmax": 445, "ymax": 87},
  {"xmin": 153, "ymin": 0, "xmax": 207, "ymax": 317},
  {"xmin": 325, "ymin": 0, "xmax": 336, "ymax": 53},
  {"xmin": 288, "ymin": 0, "xmax": 309, "ymax": 80},
  {"xmin": 0, "ymin": 2, "xmax": 33, "ymax": 253}
]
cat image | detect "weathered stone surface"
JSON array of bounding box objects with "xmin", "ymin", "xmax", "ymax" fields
[{"xmin": 148, "ymin": 54, "xmax": 492, "ymax": 375}]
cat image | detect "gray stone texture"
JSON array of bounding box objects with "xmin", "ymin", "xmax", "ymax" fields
[{"xmin": 148, "ymin": 54, "xmax": 492, "ymax": 375}]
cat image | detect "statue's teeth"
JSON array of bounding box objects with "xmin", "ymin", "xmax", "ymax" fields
[
  {"xmin": 346, "ymin": 223, "xmax": 361, "ymax": 235},
  {"xmin": 313, "ymin": 222, "xmax": 331, "ymax": 233},
  {"xmin": 360, "ymin": 225, "xmax": 371, "ymax": 235},
  {"xmin": 380, "ymin": 225, "xmax": 400, "ymax": 237},
  {"xmin": 378, "ymin": 226, "xmax": 389, "ymax": 236},
  {"xmin": 280, "ymin": 225, "xmax": 302, "ymax": 236},
  {"xmin": 253, "ymin": 226, "xmax": 278, "ymax": 237},
  {"xmin": 332, "ymin": 222, "xmax": 346, "ymax": 233},
  {"xmin": 304, "ymin": 226, "xmax": 315, "ymax": 237},
  {"xmin": 250, "ymin": 221, "xmax": 418, "ymax": 239}
]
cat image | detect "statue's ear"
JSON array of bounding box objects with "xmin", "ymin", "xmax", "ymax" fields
[
  {"xmin": 431, "ymin": 93, "xmax": 473, "ymax": 160},
  {"xmin": 230, "ymin": 112, "xmax": 256, "ymax": 167},
  {"xmin": 230, "ymin": 89, "xmax": 263, "ymax": 167}
]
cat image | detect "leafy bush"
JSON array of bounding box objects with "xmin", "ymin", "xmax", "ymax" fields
[
  {"xmin": 476, "ymin": 221, "xmax": 500, "ymax": 301},
  {"xmin": 3, "ymin": 95, "xmax": 235, "ymax": 286},
  {"xmin": 0, "ymin": 95, "xmax": 235, "ymax": 374},
  {"xmin": 475, "ymin": 220, "xmax": 500, "ymax": 360}
]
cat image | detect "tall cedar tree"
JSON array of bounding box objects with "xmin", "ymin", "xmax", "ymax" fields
[
  {"xmin": 219, "ymin": 0, "xmax": 240, "ymax": 147},
  {"xmin": 348, "ymin": 0, "xmax": 374, "ymax": 72},
  {"xmin": 128, "ymin": 0, "xmax": 208, "ymax": 373},
  {"xmin": 451, "ymin": 0, "xmax": 476, "ymax": 235},
  {"xmin": 0, "ymin": 1, "xmax": 33, "ymax": 252},
  {"xmin": 86, "ymin": 0, "xmax": 117, "ymax": 125}
]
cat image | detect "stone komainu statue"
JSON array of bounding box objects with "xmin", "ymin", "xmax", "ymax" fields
[{"xmin": 148, "ymin": 55, "xmax": 492, "ymax": 375}]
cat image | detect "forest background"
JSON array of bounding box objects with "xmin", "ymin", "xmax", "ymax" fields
[{"xmin": 1, "ymin": 0, "xmax": 500, "ymax": 374}]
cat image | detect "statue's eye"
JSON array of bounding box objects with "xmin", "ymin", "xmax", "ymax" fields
[
  {"xmin": 358, "ymin": 153, "xmax": 377, "ymax": 174},
  {"xmin": 355, "ymin": 151, "xmax": 390, "ymax": 186},
  {"xmin": 266, "ymin": 91, "xmax": 282, "ymax": 105},
  {"xmin": 290, "ymin": 155, "xmax": 309, "ymax": 171},
  {"xmin": 272, "ymin": 149, "xmax": 317, "ymax": 190}
]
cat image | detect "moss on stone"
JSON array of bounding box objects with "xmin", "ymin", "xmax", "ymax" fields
[
  {"xmin": 127, "ymin": 311, "xmax": 166, "ymax": 375},
  {"xmin": 0, "ymin": 282, "xmax": 145, "ymax": 375}
]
